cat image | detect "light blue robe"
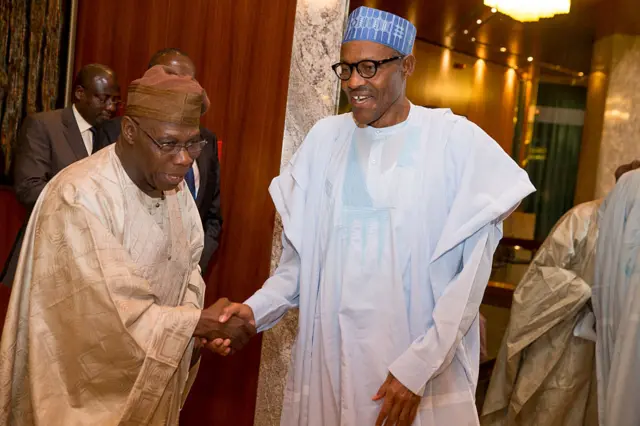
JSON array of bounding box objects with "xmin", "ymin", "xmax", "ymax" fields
[
  {"xmin": 246, "ymin": 106, "xmax": 535, "ymax": 425},
  {"xmin": 593, "ymin": 169, "xmax": 640, "ymax": 426}
]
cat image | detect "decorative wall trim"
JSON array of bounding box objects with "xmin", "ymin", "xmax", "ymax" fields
[
  {"xmin": 253, "ymin": 0, "xmax": 349, "ymax": 424},
  {"xmin": 64, "ymin": 0, "xmax": 78, "ymax": 107}
]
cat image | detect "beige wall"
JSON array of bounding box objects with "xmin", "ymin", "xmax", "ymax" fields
[
  {"xmin": 407, "ymin": 41, "xmax": 519, "ymax": 154},
  {"xmin": 574, "ymin": 37, "xmax": 610, "ymax": 205}
]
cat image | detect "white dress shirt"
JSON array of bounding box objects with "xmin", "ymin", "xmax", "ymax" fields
[
  {"xmin": 192, "ymin": 160, "xmax": 200, "ymax": 197},
  {"xmin": 72, "ymin": 104, "xmax": 94, "ymax": 155}
]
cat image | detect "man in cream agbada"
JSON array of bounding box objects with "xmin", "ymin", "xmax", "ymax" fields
[{"xmin": 0, "ymin": 66, "xmax": 254, "ymax": 425}]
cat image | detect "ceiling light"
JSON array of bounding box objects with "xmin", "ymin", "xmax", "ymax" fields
[
  {"xmin": 464, "ymin": 29, "xmax": 469, "ymax": 34},
  {"xmin": 484, "ymin": 0, "xmax": 571, "ymax": 22},
  {"xmin": 477, "ymin": 19, "xmax": 483, "ymax": 24},
  {"xmin": 527, "ymin": 56, "xmax": 534, "ymax": 62},
  {"xmin": 471, "ymin": 37, "xmax": 476, "ymax": 42},
  {"xmin": 578, "ymin": 72, "xmax": 584, "ymax": 77},
  {"xmin": 500, "ymin": 47, "xmax": 507, "ymax": 52},
  {"xmin": 491, "ymin": 7, "xmax": 497, "ymax": 13}
]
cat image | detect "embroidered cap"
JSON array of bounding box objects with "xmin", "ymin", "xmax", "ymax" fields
[
  {"xmin": 343, "ymin": 6, "xmax": 417, "ymax": 56},
  {"xmin": 126, "ymin": 65, "xmax": 210, "ymax": 127}
]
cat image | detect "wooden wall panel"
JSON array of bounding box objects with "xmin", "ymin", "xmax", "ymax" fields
[
  {"xmin": 0, "ymin": 188, "xmax": 25, "ymax": 333},
  {"xmin": 74, "ymin": 1, "xmax": 297, "ymax": 425},
  {"xmin": 0, "ymin": 188, "xmax": 24, "ymax": 281},
  {"xmin": 596, "ymin": 0, "xmax": 640, "ymax": 39}
]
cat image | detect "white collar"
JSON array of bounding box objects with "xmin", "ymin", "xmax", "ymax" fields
[{"xmin": 72, "ymin": 104, "xmax": 93, "ymax": 133}]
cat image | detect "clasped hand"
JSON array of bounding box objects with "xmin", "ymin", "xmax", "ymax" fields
[{"xmin": 193, "ymin": 297, "xmax": 257, "ymax": 356}]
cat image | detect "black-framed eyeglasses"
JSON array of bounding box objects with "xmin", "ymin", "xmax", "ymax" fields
[
  {"xmin": 331, "ymin": 56, "xmax": 404, "ymax": 81},
  {"xmin": 131, "ymin": 118, "xmax": 208, "ymax": 157}
]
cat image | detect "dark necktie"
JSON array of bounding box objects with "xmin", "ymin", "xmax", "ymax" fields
[
  {"xmin": 184, "ymin": 167, "xmax": 197, "ymax": 199},
  {"xmin": 88, "ymin": 127, "xmax": 98, "ymax": 155}
]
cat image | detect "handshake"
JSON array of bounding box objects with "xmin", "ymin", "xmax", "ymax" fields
[{"xmin": 193, "ymin": 298, "xmax": 257, "ymax": 356}]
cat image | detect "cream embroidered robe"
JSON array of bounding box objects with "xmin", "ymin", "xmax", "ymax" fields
[
  {"xmin": 0, "ymin": 145, "xmax": 205, "ymax": 425},
  {"xmin": 481, "ymin": 201, "xmax": 600, "ymax": 426}
]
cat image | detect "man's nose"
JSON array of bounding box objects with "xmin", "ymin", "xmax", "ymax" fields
[
  {"xmin": 105, "ymin": 99, "xmax": 117, "ymax": 112},
  {"xmin": 173, "ymin": 146, "xmax": 194, "ymax": 167},
  {"xmin": 347, "ymin": 69, "xmax": 366, "ymax": 90}
]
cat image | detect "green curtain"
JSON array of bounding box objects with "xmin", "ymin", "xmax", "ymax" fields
[
  {"xmin": 522, "ymin": 83, "xmax": 587, "ymax": 241},
  {"xmin": 510, "ymin": 79, "xmax": 526, "ymax": 164}
]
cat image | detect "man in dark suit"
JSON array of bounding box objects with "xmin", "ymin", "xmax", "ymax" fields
[
  {"xmin": 97, "ymin": 49, "xmax": 222, "ymax": 275},
  {"xmin": 13, "ymin": 64, "xmax": 120, "ymax": 208},
  {"xmin": 1, "ymin": 64, "xmax": 120, "ymax": 286}
]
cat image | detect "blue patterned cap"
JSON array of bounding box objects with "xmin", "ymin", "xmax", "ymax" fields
[{"xmin": 343, "ymin": 7, "xmax": 417, "ymax": 56}]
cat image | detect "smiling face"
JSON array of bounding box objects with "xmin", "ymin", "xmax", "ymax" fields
[
  {"xmin": 121, "ymin": 116, "xmax": 201, "ymax": 192},
  {"xmin": 340, "ymin": 40, "xmax": 415, "ymax": 128}
]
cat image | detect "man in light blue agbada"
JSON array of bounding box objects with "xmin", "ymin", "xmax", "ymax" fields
[{"xmin": 210, "ymin": 6, "xmax": 535, "ymax": 426}]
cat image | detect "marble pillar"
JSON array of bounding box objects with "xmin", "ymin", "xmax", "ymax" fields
[
  {"xmin": 253, "ymin": 0, "xmax": 349, "ymax": 425},
  {"xmin": 594, "ymin": 35, "xmax": 640, "ymax": 198},
  {"xmin": 576, "ymin": 34, "xmax": 640, "ymax": 202}
]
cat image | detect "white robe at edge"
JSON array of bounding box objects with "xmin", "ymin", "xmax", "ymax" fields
[
  {"xmin": 246, "ymin": 106, "xmax": 535, "ymax": 426},
  {"xmin": 593, "ymin": 169, "xmax": 640, "ymax": 426}
]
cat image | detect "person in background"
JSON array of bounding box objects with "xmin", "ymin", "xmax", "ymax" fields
[
  {"xmin": 482, "ymin": 160, "xmax": 640, "ymax": 426},
  {"xmin": 0, "ymin": 65, "xmax": 253, "ymax": 425},
  {"xmin": 593, "ymin": 166, "xmax": 640, "ymax": 426},
  {"xmin": 1, "ymin": 64, "xmax": 120, "ymax": 287},
  {"xmin": 207, "ymin": 6, "xmax": 534, "ymax": 426},
  {"xmin": 97, "ymin": 48, "xmax": 222, "ymax": 275},
  {"xmin": 14, "ymin": 63, "xmax": 120, "ymax": 208}
]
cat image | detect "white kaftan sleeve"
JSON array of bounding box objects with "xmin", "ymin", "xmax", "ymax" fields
[
  {"xmin": 245, "ymin": 235, "xmax": 301, "ymax": 332},
  {"xmin": 389, "ymin": 223, "xmax": 502, "ymax": 395},
  {"xmin": 386, "ymin": 116, "xmax": 533, "ymax": 395},
  {"xmin": 243, "ymin": 117, "xmax": 333, "ymax": 332}
]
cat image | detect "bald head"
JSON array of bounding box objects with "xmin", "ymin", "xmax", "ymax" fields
[
  {"xmin": 148, "ymin": 48, "xmax": 196, "ymax": 78},
  {"xmin": 615, "ymin": 160, "xmax": 640, "ymax": 182},
  {"xmin": 73, "ymin": 64, "xmax": 115, "ymax": 89},
  {"xmin": 73, "ymin": 63, "xmax": 120, "ymax": 126}
]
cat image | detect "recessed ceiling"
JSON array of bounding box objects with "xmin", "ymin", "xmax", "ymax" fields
[{"xmin": 349, "ymin": 0, "xmax": 603, "ymax": 76}]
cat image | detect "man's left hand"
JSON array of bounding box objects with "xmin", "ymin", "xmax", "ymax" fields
[{"xmin": 373, "ymin": 373, "xmax": 421, "ymax": 426}]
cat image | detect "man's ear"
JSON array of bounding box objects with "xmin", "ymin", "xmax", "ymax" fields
[
  {"xmin": 402, "ymin": 54, "xmax": 416, "ymax": 78},
  {"xmin": 74, "ymin": 85, "xmax": 85, "ymax": 103},
  {"xmin": 121, "ymin": 116, "xmax": 137, "ymax": 146}
]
